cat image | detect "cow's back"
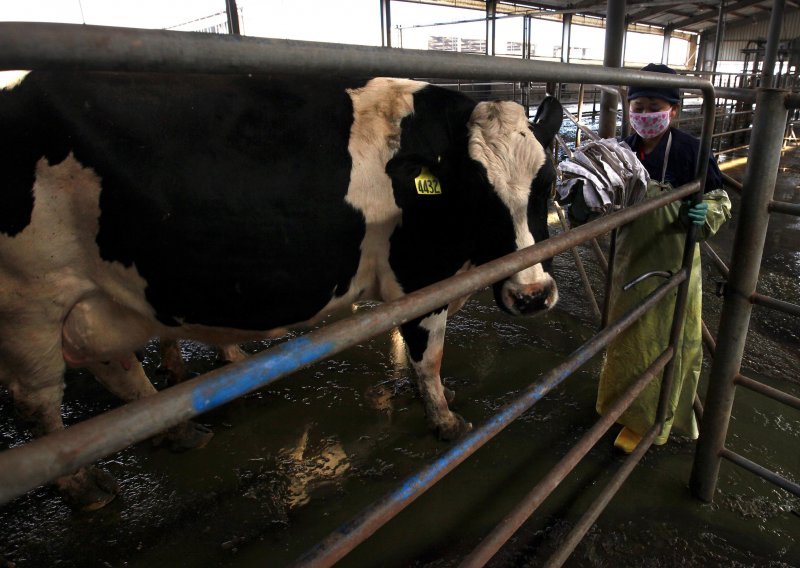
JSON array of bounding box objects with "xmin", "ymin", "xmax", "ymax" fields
[{"xmin": 0, "ymin": 72, "xmax": 367, "ymax": 331}]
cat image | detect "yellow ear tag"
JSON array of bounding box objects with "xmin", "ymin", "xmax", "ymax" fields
[{"xmin": 415, "ymin": 167, "xmax": 442, "ymax": 195}]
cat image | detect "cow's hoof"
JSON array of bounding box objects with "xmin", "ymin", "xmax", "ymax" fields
[
  {"xmin": 443, "ymin": 386, "xmax": 456, "ymax": 404},
  {"xmin": 55, "ymin": 466, "xmax": 120, "ymax": 511},
  {"xmin": 153, "ymin": 420, "xmax": 214, "ymax": 452},
  {"xmin": 436, "ymin": 414, "xmax": 473, "ymax": 441}
]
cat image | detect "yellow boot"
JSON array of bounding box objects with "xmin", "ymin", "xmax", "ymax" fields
[{"xmin": 613, "ymin": 426, "xmax": 642, "ymax": 454}]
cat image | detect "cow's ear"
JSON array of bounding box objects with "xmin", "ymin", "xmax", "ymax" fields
[
  {"xmin": 386, "ymin": 154, "xmax": 444, "ymax": 209},
  {"xmin": 530, "ymin": 96, "xmax": 564, "ymax": 149}
]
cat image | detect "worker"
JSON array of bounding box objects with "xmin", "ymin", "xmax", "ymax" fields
[{"xmin": 597, "ymin": 63, "xmax": 732, "ymax": 453}]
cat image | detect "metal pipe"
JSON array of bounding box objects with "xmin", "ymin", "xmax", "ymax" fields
[
  {"xmin": 598, "ymin": 0, "xmax": 626, "ymax": 139},
  {"xmin": 486, "ymin": 0, "xmax": 496, "ymax": 56},
  {"xmin": 690, "ymin": 88, "xmax": 789, "ymax": 503},
  {"xmin": 542, "ymin": 424, "xmax": 661, "ymax": 568},
  {"xmin": 701, "ymin": 318, "xmax": 717, "ymax": 356},
  {"xmin": 769, "ymin": 199, "xmax": 800, "ymax": 216},
  {"xmin": 751, "ymin": 292, "xmax": 800, "ymax": 316},
  {"xmin": 460, "ymin": 348, "xmax": 674, "ymax": 568},
  {"xmin": 554, "ymin": 203, "xmax": 602, "ymax": 321},
  {"xmin": 762, "ymin": 0, "xmax": 786, "ymax": 88},
  {"xmin": 720, "ymin": 448, "xmax": 800, "ymax": 497},
  {"xmin": 0, "ymin": 180, "xmax": 701, "ymax": 505},
  {"xmin": 576, "ymin": 83, "xmax": 586, "ymax": 146},
  {"xmin": 735, "ymin": 374, "xmax": 800, "ymax": 411},
  {"xmin": 601, "ymin": 229, "xmax": 618, "ymax": 328},
  {"xmin": 561, "ymin": 13, "xmax": 572, "ymax": 64},
  {"xmin": 589, "ymin": 238, "xmax": 609, "ymax": 273},
  {"xmin": 711, "ymin": 0, "xmax": 725, "ymax": 75},
  {"xmin": 225, "ymin": 0, "xmax": 240, "ymax": 35},
  {"xmin": 702, "ymin": 241, "xmax": 800, "ymax": 317},
  {"xmin": 700, "ymin": 241, "xmax": 729, "ymax": 277},
  {"xmin": 662, "ymin": 27, "xmax": 672, "ymax": 65},
  {"xmin": 0, "ymin": 23, "xmax": 716, "ymax": 92},
  {"xmin": 292, "ymin": 272, "xmax": 687, "ymax": 568},
  {"xmin": 380, "ymin": 0, "xmax": 392, "ymax": 48},
  {"xmin": 711, "ymin": 127, "xmax": 752, "ymax": 138},
  {"xmin": 722, "ymin": 171, "xmax": 743, "ymax": 194},
  {"xmin": 562, "ymin": 106, "xmax": 600, "ymax": 142}
]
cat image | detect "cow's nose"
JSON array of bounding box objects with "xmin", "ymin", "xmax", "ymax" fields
[{"xmin": 513, "ymin": 287, "xmax": 549, "ymax": 314}]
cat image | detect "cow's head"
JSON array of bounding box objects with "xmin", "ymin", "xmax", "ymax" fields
[
  {"xmin": 385, "ymin": 87, "xmax": 561, "ymax": 316},
  {"xmin": 466, "ymin": 97, "xmax": 562, "ymax": 316}
]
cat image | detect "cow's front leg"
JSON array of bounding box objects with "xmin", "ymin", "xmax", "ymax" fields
[
  {"xmin": 85, "ymin": 357, "xmax": 213, "ymax": 452},
  {"xmin": 400, "ymin": 310, "xmax": 472, "ymax": 440}
]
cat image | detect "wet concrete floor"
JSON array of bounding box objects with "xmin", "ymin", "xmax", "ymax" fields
[{"xmin": 0, "ymin": 148, "xmax": 798, "ymax": 568}]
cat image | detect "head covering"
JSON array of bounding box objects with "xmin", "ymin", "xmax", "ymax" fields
[{"xmin": 627, "ymin": 63, "xmax": 681, "ymax": 104}]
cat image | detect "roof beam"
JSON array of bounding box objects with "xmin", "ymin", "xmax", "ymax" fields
[
  {"xmin": 724, "ymin": 4, "xmax": 800, "ymax": 31},
  {"xmin": 627, "ymin": 4, "xmax": 682, "ymax": 24},
  {"xmin": 668, "ymin": 0, "xmax": 763, "ymax": 30}
]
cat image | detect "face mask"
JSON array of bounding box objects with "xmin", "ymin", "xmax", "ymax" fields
[{"xmin": 630, "ymin": 110, "xmax": 671, "ymax": 139}]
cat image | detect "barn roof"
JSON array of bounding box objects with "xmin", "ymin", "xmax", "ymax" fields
[{"xmin": 399, "ymin": 0, "xmax": 800, "ymax": 36}]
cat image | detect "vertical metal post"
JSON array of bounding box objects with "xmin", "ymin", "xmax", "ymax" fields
[
  {"xmin": 711, "ymin": 0, "xmax": 725, "ymax": 77},
  {"xmin": 486, "ymin": 0, "xmax": 497, "ymax": 56},
  {"xmin": 690, "ymin": 89, "xmax": 788, "ymax": 502},
  {"xmin": 693, "ymin": 33, "xmax": 704, "ymax": 72},
  {"xmin": 601, "ymin": 230, "xmax": 617, "ymax": 328},
  {"xmin": 522, "ymin": 15, "xmax": 531, "ymax": 114},
  {"xmin": 576, "ymin": 83, "xmax": 585, "ymax": 146},
  {"xmin": 380, "ymin": 0, "xmax": 392, "ymax": 48},
  {"xmin": 598, "ymin": 0, "xmax": 626, "ymax": 138},
  {"xmin": 662, "ymin": 27, "xmax": 672, "ymax": 64},
  {"xmin": 561, "ymin": 13, "xmax": 572, "ymax": 64},
  {"xmin": 225, "ymin": 0, "xmax": 240, "ymax": 35},
  {"xmin": 762, "ymin": 0, "xmax": 785, "ymax": 87}
]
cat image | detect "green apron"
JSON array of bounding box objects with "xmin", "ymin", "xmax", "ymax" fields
[{"xmin": 596, "ymin": 180, "xmax": 731, "ymax": 444}]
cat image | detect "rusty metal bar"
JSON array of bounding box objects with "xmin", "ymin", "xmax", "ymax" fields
[
  {"xmin": 601, "ymin": 229, "xmax": 618, "ymax": 328},
  {"xmin": 292, "ymin": 271, "xmax": 687, "ymax": 568},
  {"xmin": 0, "ymin": 23, "xmax": 715, "ymax": 92},
  {"xmin": 554, "ymin": 203, "xmax": 602, "ymax": 321},
  {"xmin": 750, "ymin": 292, "xmax": 800, "ymax": 317},
  {"xmin": 542, "ymin": 425, "xmax": 661, "ymax": 568},
  {"xmin": 562, "ymin": 106, "xmax": 601, "ymax": 143},
  {"xmin": 734, "ymin": 374, "xmax": 800, "ymax": 410},
  {"xmin": 700, "ymin": 241, "xmax": 730, "ymax": 277},
  {"xmin": 0, "ymin": 181, "xmax": 700, "ymax": 506},
  {"xmin": 460, "ymin": 348, "xmax": 674, "ymax": 568},
  {"xmin": 722, "ymin": 171, "xmax": 743, "ymax": 194},
  {"xmin": 576, "ymin": 83, "xmax": 586, "ymax": 146},
  {"xmin": 589, "ymin": 238, "xmax": 609, "ymax": 273},
  {"xmin": 703, "ymin": 315, "xmax": 799, "ymax": 411},
  {"xmin": 769, "ymin": 199, "xmax": 800, "ymax": 216},
  {"xmin": 701, "ymin": 242, "xmax": 800, "ymax": 318},
  {"xmin": 720, "ymin": 448, "xmax": 800, "ymax": 497}
]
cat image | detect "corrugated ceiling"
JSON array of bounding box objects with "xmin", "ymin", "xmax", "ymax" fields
[{"xmin": 398, "ymin": 0, "xmax": 800, "ymax": 36}]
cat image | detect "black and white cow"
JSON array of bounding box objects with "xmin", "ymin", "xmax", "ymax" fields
[{"xmin": 0, "ymin": 72, "xmax": 561, "ymax": 509}]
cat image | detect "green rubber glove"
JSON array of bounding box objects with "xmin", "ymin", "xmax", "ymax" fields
[{"xmin": 687, "ymin": 202, "xmax": 708, "ymax": 225}]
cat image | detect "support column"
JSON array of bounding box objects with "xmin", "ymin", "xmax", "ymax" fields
[
  {"xmin": 762, "ymin": 0, "xmax": 786, "ymax": 87},
  {"xmin": 690, "ymin": 89, "xmax": 789, "ymax": 502},
  {"xmin": 486, "ymin": 0, "xmax": 497, "ymax": 56},
  {"xmin": 225, "ymin": 0, "xmax": 240, "ymax": 35},
  {"xmin": 598, "ymin": 0, "xmax": 626, "ymax": 139},
  {"xmin": 380, "ymin": 0, "xmax": 392, "ymax": 48},
  {"xmin": 662, "ymin": 27, "xmax": 672, "ymax": 65},
  {"xmin": 711, "ymin": 0, "xmax": 725, "ymax": 76},
  {"xmin": 561, "ymin": 13, "xmax": 572, "ymax": 64}
]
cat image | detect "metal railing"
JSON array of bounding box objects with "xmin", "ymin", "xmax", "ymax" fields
[{"xmin": 0, "ymin": 21, "xmax": 719, "ymax": 567}]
